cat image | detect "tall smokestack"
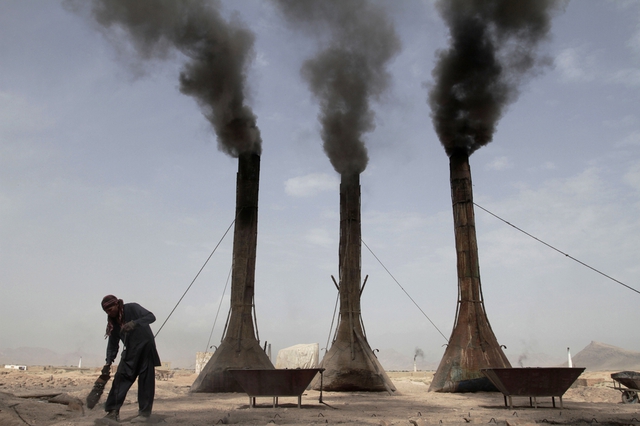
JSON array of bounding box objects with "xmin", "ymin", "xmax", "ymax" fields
[
  {"xmin": 429, "ymin": 150, "xmax": 510, "ymax": 392},
  {"xmin": 74, "ymin": 0, "xmax": 272, "ymax": 392},
  {"xmin": 316, "ymin": 173, "xmax": 395, "ymax": 392},
  {"xmin": 272, "ymin": 0, "xmax": 399, "ymax": 392},
  {"xmin": 192, "ymin": 152, "xmax": 273, "ymax": 393},
  {"xmin": 427, "ymin": 0, "xmax": 562, "ymax": 392}
]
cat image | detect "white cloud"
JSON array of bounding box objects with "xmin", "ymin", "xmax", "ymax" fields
[
  {"xmin": 555, "ymin": 47, "xmax": 596, "ymax": 82},
  {"xmin": 541, "ymin": 161, "xmax": 557, "ymax": 170},
  {"xmin": 619, "ymin": 131, "xmax": 640, "ymax": 147},
  {"xmin": 284, "ymin": 173, "xmax": 339, "ymax": 197},
  {"xmin": 608, "ymin": 68, "xmax": 640, "ymax": 87},
  {"xmin": 304, "ymin": 227, "xmax": 334, "ymax": 248},
  {"xmin": 561, "ymin": 167, "xmax": 605, "ymax": 198},
  {"xmin": 627, "ymin": 26, "xmax": 640, "ymax": 56},
  {"xmin": 480, "ymin": 166, "xmax": 637, "ymax": 268},
  {"xmin": 624, "ymin": 161, "xmax": 640, "ymax": 192},
  {"xmin": 524, "ymin": 161, "xmax": 557, "ymax": 172},
  {"xmin": 603, "ymin": 115, "xmax": 637, "ymax": 129},
  {"xmin": 485, "ymin": 156, "xmax": 513, "ymax": 171},
  {"xmin": 365, "ymin": 210, "xmax": 431, "ymax": 237},
  {"xmin": 255, "ymin": 51, "xmax": 269, "ymax": 68},
  {"xmin": 0, "ymin": 91, "xmax": 53, "ymax": 138}
]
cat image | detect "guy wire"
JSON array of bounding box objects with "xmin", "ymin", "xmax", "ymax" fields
[
  {"xmin": 155, "ymin": 218, "xmax": 235, "ymax": 338},
  {"xmin": 474, "ymin": 203, "xmax": 640, "ymax": 296},
  {"xmin": 205, "ymin": 263, "xmax": 233, "ymax": 353},
  {"xmin": 361, "ymin": 239, "xmax": 449, "ymax": 342}
]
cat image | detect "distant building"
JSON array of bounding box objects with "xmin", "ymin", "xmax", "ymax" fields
[
  {"xmin": 4, "ymin": 365, "xmax": 27, "ymax": 371},
  {"xmin": 195, "ymin": 352, "xmax": 213, "ymax": 375}
]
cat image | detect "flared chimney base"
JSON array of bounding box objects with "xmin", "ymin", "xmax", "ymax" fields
[
  {"xmin": 313, "ymin": 335, "xmax": 395, "ymax": 392},
  {"xmin": 190, "ymin": 338, "xmax": 273, "ymax": 393}
]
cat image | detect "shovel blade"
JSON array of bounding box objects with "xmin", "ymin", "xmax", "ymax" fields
[{"xmin": 86, "ymin": 374, "xmax": 110, "ymax": 409}]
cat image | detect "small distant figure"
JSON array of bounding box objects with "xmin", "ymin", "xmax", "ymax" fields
[{"xmin": 101, "ymin": 295, "xmax": 161, "ymax": 423}]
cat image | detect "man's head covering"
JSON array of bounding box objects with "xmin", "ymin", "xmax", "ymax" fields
[
  {"xmin": 101, "ymin": 295, "xmax": 119, "ymax": 309},
  {"xmin": 102, "ymin": 295, "xmax": 124, "ymax": 338}
]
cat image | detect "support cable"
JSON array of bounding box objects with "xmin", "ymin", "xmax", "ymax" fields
[
  {"xmin": 204, "ymin": 263, "xmax": 233, "ymax": 353},
  {"xmin": 155, "ymin": 218, "xmax": 235, "ymax": 338},
  {"xmin": 324, "ymin": 286, "xmax": 340, "ymax": 356},
  {"xmin": 474, "ymin": 202, "xmax": 640, "ymax": 296},
  {"xmin": 361, "ymin": 239, "xmax": 449, "ymax": 342}
]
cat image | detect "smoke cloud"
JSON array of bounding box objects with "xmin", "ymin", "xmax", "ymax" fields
[
  {"xmin": 414, "ymin": 347, "xmax": 424, "ymax": 361},
  {"xmin": 428, "ymin": 0, "xmax": 564, "ymax": 156},
  {"xmin": 273, "ymin": 0, "xmax": 400, "ymax": 175},
  {"xmin": 71, "ymin": 0, "xmax": 261, "ymax": 157},
  {"xmin": 517, "ymin": 353, "xmax": 528, "ymax": 368}
]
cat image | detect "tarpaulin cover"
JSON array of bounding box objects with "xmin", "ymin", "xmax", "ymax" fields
[{"xmin": 275, "ymin": 343, "xmax": 319, "ymax": 369}]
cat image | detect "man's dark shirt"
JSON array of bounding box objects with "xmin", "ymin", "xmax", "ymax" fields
[{"xmin": 106, "ymin": 302, "xmax": 161, "ymax": 375}]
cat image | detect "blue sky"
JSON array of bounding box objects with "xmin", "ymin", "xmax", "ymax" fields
[{"xmin": 2, "ymin": 0, "xmax": 640, "ymax": 368}]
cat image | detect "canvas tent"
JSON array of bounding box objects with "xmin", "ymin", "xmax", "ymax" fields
[{"xmin": 275, "ymin": 344, "xmax": 319, "ymax": 369}]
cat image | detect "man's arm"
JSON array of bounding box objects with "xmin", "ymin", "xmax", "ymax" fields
[
  {"xmin": 105, "ymin": 329, "xmax": 120, "ymax": 364},
  {"xmin": 127, "ymin": 303, "xmax": 156, "ymax": 328}
]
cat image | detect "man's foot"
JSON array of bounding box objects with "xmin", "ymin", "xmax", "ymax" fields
[
  {"xmin": 104, "ymin": 410, "xmax": 119, "ymax": 421},
  {"xmin": 130, "ymin": 415, "xmax": 150, "ymax": 423},
  {"xmin": 94, "ymin": 410, "xmax": 120, "ymax": 425}
]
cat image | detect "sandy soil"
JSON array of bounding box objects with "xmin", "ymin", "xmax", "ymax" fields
[{"xmin": 1, "ymin": 367, "xmax": 639, "ymax": 425}]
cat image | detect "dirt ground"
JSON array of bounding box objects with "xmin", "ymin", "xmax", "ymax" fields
[{"xmin": 1, "ymin": 367, "xmax": 639, "ymax": 425}]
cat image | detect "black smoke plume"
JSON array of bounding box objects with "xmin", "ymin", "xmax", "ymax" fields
[
  {"xmin": 517, "ymin": 353, "xmax": 528, "ymax": 368},
  {"xmin": 429, "ymin": 0, "xmax": 564, "ymax": 156},
  {"xmin": 273, "ymin": 0, "xmax": 400, "ymax": 175},
  {"xmin": 414, "ymin": 347, "xmax": 425, "ymax": 361},
  {"xmin": 70, "ymin": 0, "xmax": 261, "ymax": 157}
]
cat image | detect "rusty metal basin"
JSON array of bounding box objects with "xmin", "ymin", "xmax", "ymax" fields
[
  {"xmin": 611, "ymin": 371, "xmax": 640, "ymax": 391},
  {"xmin": 228, "ymin": 368, "xmax": 322, "ymax": 408},
  {"xmin": 481, "ymin": 367, "xmax": 585, "ymax": 409}
]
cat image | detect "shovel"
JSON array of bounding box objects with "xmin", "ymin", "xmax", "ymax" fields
[{"xmin": 86, "ymin": 364, "xmax": 111, "ymax": 409}]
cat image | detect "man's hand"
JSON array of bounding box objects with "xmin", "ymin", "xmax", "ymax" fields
[
  {"xmin": 121, "ymin": 321, "xmax": 136, "ymax": 333},
  {"xmin": 101, "ymin": 364, "xmax": 111, "ymax": 376}
]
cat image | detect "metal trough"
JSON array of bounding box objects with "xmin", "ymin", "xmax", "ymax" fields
[
  {"xmin": 611, "ymin": 371, "xmax": 640, "ymax": 391},
  {"xmin": 611, "ymin": 371, "xmax": 640, "ymax": 403},
  {"xmin": 228, "ymin": 368, "xmax": 323, "ymax": 408},
  {"xmin": 481, "ymin": 367, "xmax": 585, "ymax": 409}
]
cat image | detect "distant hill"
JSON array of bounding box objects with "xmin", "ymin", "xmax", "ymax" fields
[
  {"xmin": 0, "ymin": 347, "xmax": 103, "ymax": 368},
  {"xmin": 570, "ymin": 341, "xmax": 640, "ymax": 371},
  {"xmin": 4, "ymin": 341, "xmax": 638, "ymax": 372},
  {"xmin": 377, "ymin": 341, "xmax": 640, "ymax": 372}
]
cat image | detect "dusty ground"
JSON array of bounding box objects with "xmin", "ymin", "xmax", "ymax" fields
[{"xmin": 1, "ymin": 367, "xmax": 639, "ymax": 425}]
